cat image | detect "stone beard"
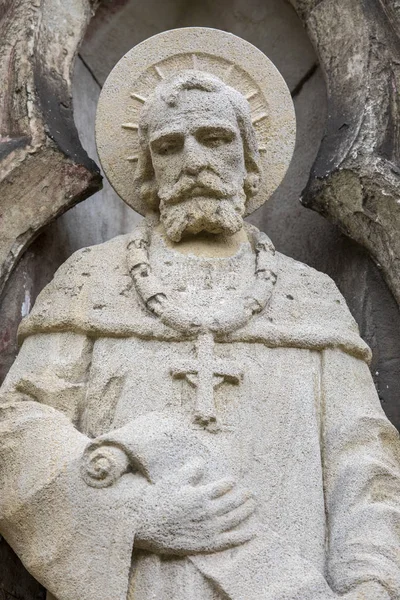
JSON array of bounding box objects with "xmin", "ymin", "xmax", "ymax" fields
[
  {"xmin": 0, "ymin": 67, "xmax": 400, "ymax": 600},
  {"xmin": 133, "ymin": 71, "xmax": 261, "ymax": 242}
]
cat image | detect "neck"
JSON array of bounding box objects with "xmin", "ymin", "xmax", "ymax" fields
[{"xmin": 154, "ymin": 222, "xmax": 249, "ymax": 258}]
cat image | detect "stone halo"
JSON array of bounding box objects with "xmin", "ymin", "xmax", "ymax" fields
[{"xmin": 95, "ymin": 27, "xmax": 296, "ymax": 216}]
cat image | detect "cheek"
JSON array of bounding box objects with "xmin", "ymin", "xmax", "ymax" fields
[
  {"xmin": 214, "ymin": 144, "xmax": 246, "ymax": 171},
  {"xmin": 151, "ymin": 155, "xmax": 181, "ymax": 183}
]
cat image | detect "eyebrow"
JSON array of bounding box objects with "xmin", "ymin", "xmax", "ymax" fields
[
  {"xmin": 149, "ymin": 121, "xmax": 238, "ymax": 143},
  {"xmin": 150, "ymin": 129, "xmax": 183, "ymax": 144}
]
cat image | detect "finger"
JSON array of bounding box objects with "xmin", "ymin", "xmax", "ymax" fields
[
  {"xmin": 205, "ymin": 477, "xmax": 236, "ymax": 499},
  {"xmin": 212, "ymin": 488, "xmax": 253, "ymax": 516},
  {"xmin": 177, "ymin": 458, "xmax": 205, "ymax": 486},
  {"xmin": 217, "ymin": 524, "xmax": 257, "ymax": 549},
  {"xmin": 218, "ymin": 499, "xmax": 257, "ymax": 531}
]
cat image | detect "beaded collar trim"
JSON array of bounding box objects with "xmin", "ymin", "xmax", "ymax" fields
[{"xmin": 127, "ymin": 222, "xmax": 277, "ymax": 337}]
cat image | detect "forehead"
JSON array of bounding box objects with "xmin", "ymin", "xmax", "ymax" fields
[{"xmin": 146, "ymin": 89, "xmax": 239, "ymax": 137}]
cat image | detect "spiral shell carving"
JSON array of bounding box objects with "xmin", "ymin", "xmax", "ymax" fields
[{"xmin": 81, "ymin": 443, "xmax": 130, "ymax": 488}]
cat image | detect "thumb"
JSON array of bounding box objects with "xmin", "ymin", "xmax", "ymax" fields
[{"xmin": 171, "ymin": 458, "xmax": 205, "ymax": 486}]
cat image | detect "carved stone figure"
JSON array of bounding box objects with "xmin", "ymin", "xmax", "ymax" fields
[{"xmin": 1, "ymin": 28, "xmax": 400, "ymax": 600}]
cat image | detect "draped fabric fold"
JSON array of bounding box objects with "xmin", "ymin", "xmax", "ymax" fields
[{"xmin": 1, "ymin": 228, "xmax": 399, "ymax": 600}]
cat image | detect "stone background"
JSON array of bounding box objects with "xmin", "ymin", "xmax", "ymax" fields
[{"xmin": 1, "ymin": 1, "xmax": 400, "ymax": 597}]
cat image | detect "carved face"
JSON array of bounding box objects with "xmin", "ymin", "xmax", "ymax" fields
[{"xmin": 146, "ymin": 89, "xmax": 248, "ymax": 241}]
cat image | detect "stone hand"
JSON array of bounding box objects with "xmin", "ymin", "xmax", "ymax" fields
[{"xmin": 134, "ymin": 459, "xmax": 257, "ymax": 556}]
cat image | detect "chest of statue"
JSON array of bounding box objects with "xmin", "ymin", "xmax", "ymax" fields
[{"xmin": 81, "ymin": 335, "xmax": 326, "ymax": 568}]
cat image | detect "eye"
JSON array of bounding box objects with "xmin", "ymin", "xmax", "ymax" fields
[
  {"xmin": 157, "ymin": 141, "xmax": 179, "ymax": 155},
  {"xmin": 152, "ymin": 135, "xmax": 183, "ymax": 156},
  {"xmin": 202, "ymin": 135, "xmax": 225, "ymax": 147},
  {"xmin": 160, "ymin": 142, "xmax": 178, "ymax": 155},
  {"xmin": 199, "ymin": 129, "xmax": 235, "ymax": 148}
]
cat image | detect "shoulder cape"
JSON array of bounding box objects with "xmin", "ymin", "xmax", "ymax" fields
[{"xmin": 18, "ymin": 229, "xmax": 371, "ymax": 363}]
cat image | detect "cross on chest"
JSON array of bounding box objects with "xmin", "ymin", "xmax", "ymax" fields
[{"xmin": 170, "ymin": 332, "xmax": 243, "ymax": 426}]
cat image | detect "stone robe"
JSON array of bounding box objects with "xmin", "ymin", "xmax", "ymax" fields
[{"xmin": 1, "ymin": 225, "xmax": 400, "ymax": 600}]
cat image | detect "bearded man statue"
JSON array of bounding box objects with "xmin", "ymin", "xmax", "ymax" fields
[{"xmin": 0, "ymin": 28, "xmax": 399, "ymax": 600}]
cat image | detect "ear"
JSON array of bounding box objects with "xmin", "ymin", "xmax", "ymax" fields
[{"xmin": 244, "ymin": 172, "xmax": 260, "ymax": 198}]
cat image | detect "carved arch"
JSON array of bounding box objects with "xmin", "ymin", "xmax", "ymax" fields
[
  {"xmin": 0, "ymin": 0, "xmax": 102, "ymax": 298},
  {"xmin": 290, "ymin": 0, "xmax": 400, "ymax": 305}
]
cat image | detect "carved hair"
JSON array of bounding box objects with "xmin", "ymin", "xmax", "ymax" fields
[{"xmin": 134, "ymin": 70, "xmax": 262, "ymax": 210}]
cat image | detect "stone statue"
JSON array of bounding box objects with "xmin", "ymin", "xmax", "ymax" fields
[{"xmin": 1, "ymin": 28, "xmax": 400, "ymax": 600}]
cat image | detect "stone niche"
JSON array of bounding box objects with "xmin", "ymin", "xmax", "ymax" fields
[{"xmin": 0, "ymin": 1, "xmax": 400, "ymax": 599}]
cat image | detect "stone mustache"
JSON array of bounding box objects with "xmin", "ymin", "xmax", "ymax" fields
[{"xmin": 0, "ymin": 47, "xmax": 400, "ymax": 600}]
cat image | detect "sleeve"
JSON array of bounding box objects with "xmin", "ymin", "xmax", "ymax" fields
[
  {"xmin": 1, "ymin": 331, "xmax": 92, "ymax": 423},
  {"xmin": 0, "ymin": 332, "xmax": 141, "ymax": 600},
  {"xmin": 322, "ymin": 348, "xmax": 400, "ymax": 599}
]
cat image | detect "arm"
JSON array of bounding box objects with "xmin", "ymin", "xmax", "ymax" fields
[
  {"xmin": 0, "ymin": 332, "xmax": 140, "ymax": 600},
  {"xmin": 88, "ymin": 411, "xmax": 362, "ymax": 600},
  {"xmin": 190, "ymin": 348, "xmax": 399, "ymax": 600},
  {"xmin": 322, "ymin": 348, "xmax": 400, "ymax": 599},
  {"xmin": 1, "ymin": 331, "xmax": 91, "ymax": 422},
  {"xmin": 0, "ymin": 332, "xmax": 256, "ymax": 597}
]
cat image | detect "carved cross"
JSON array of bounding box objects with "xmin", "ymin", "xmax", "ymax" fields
[{"xmin": 170, "ymin": 332, "xmax": 243, "ymax": 426}]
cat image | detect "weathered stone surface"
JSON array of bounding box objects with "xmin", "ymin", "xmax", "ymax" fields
[
  {"xmin": 0, "ymin": 536, "xmax": 44, "ymax": 600},
  {"xmin": 95, "ymin": 27, "xmax": 296, "ymax": 218},
  {"xmin": 254, "ymin": 65, "xmax": 400, "ymax": 431},
  {"xmin": 0, "ymin": 0, "xmax": 102, "ymax": 299},
  {"xmin": 64, "ymin": 57, "xmax": 141, "ymax": 250},
  {"xmin": 0, "ymin": 0, "xmax": 317, "ymax": 386},
  {"xmin": 0, "ymin": 56, "xmax": 141, "ymax": 385},
  {"xmin": 1, "ymin": 28, "xmax": 400, "ymax": 600},
  {"xmin": 290, "ymin": 0, "xmax": 400, "ymax": 307},
  {"xmin": 1, "ymin": 1, "xmax": 399, "ymax": 432},
  {"xmin": 81, "ymin": 0, "xmax": 317, "ymax": 90}
]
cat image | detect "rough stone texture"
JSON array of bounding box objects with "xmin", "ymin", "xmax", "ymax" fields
[
  {"xmin": 0, "ymin": 56, "xmax": 140, "ymax": 384},
  {"xmin": 289, "ymin": 0, "xmax": 400, "ymax": 307},
  {"xmin": 0, "ymin": 535, "xmax": 45, "ymax": 600},
  {"xmin": 1, "ymin": 33, "xmax": 400, "ymax": 600},
  {"xmin": 1, "ymin": 228, "xmax": 399, "ymax": 600},
  {"xmin": 251, "ymin": 65, "xmax": 400, "ymax": 431},
  {"xmin": 81, "ymin": 0, "xmax": 317, "ymax": 90},
  {"xmin": 64, "ymin": 57, "xmax": 141, "ymax": 250},
  {"xmin": 65, "ymin": 0, "xmax": 400, "ymax": 437},
  {"xmin": 0, "ymin": 0, "xmax": 102, "ymax": 299},
  {"xmin": 1, "ymin": 4, "xmax": 400, "ymax": 597},
  {"xmin": 95, "ymin": 28, "xmax": 296, "ymax": 217},
  {"xmin": 0, "ymin": 0, "xmax": 331, "ymax": 385}
]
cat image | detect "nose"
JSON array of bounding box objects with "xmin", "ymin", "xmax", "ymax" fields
[{"xmin": 183, "ymin": 136, "xmax": 207, "ymax": 176}]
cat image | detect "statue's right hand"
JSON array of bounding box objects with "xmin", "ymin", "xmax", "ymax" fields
[{"xmin": 134, "ymin": 459, "xmax": 257, "ymax": 556}]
